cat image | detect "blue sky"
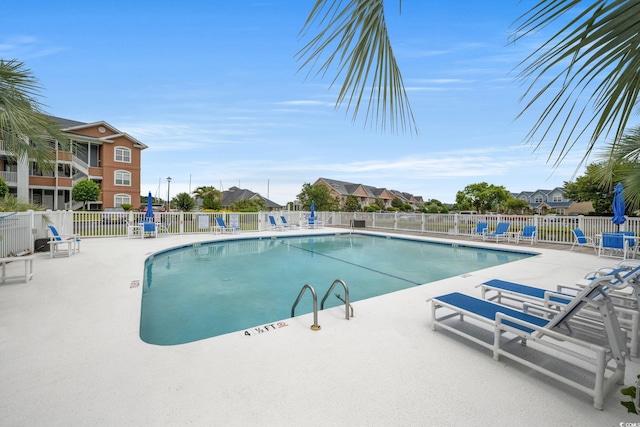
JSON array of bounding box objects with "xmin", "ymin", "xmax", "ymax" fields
[{"xmin": 2, "ymin": 1, "xmax": 596, "ymax": 205}]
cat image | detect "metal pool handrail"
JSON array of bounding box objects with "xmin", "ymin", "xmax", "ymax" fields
[
  {"xmin": 320, "ymin": 279, "xmax": 352, "ymax": 320},
  {"xmin": 291, "ymin": 284, "xmax": 321, "ymax": 331}
]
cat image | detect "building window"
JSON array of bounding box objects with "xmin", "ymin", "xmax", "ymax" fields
[
  {"xmin": 534, "ymin": 196, "xmax": 543, "ymax": 203},
  {"xmin": 58, "ymin": 163, "xmax": 71, "ymax": 178},
  {"xmin": 90, "ymin": 144, "xmax": 100, "ymax": 167},
  {"xmin": 553, "ymin": 195, "xmax": 562, "ymax": 202},
  {"xmin": 115, "ymin": 147, "xmax": 131, "ymax": 163},
  {"xmin": 115, "ymin": 170, "xmax": 131, "ymax": 186},
  {"xmin": 115, "ymin": 194, "xmax": 131, "ymax": 207},
  {"xmin": 30, "ymin": 161, "xmax": 54, "ymax": 177}
]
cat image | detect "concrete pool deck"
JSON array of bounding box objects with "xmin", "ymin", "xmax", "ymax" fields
[{"xmin": 1, "ymin": 228, "xmax": 639, "ymax": 426}]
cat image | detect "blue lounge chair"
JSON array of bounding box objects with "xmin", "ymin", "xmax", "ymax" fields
[
  {"xmin": 571, "ymin": 229, "xmax": 597, "ymax": 254},
  {"xmin": 478, "ymin": 277, "xmax": 640, "ymax": 357},
  {"xmin": 281, "ymin": 216, "xmax": 299, "ymax": 229},
  {"xmin": 430, "ymin": 274, "xmax": 628, "ymax": 410},
  {"xmin": 571, "ymin": 263, "xmax": 640, "ymax": 308},
  {"xmin": 483, "ymin": 222, "xmax": 510, "ymax": 242},
  {"xmin": 47, "ymin": 225, "xmax": 81, "ymax": 258},
  {"xmin": 470, "ymin": 221, "xmax": 487, "ymax": 239},
  {"xmin": 518, "ymin": 225, "xmax": 537, "ymax": 245},
  {"xmin": 268, "ymin": 215, "xmax": 284, "ymax": 231},
  {"xmin": 215, "ymin": 217, "xmax": 240, "ymax": 234}
]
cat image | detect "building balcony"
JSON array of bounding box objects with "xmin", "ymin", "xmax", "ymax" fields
[{"xmin": 0, "ymin": 171, "xmax": 17, "ymax": 185}]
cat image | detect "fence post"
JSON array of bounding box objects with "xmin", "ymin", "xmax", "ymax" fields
[
  {"xmin": 454, "ymin": 213, "xmax": 459, "ymax": 235},
  {"xmin": 29, "ymin": 210, "xmax": 35, "ymax": 253}
]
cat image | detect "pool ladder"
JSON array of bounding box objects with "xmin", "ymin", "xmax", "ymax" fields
[{"xmin": 291, "ymin": 279, "xmax": 353, "ymax": 331}]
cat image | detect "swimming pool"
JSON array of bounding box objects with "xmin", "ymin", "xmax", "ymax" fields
[{"xmin": 140, "ymin": 233, "xmax": 534, "ymax": 345}]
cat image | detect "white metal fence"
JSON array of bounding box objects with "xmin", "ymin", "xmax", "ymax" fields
[
  {"xmin": 0, "ymin": 210, "xmax": 74, "ymax": 257},
  {"xmin": 70, "ymin": 210, "xmax": 640, "ymax": 246},
  {"xmin": 3, "ymin": 210, "xmax": 639, "ymax": 257},
  {"xmin": 327, "ymin": 211, "xmax": 639, "ymax": 245}
]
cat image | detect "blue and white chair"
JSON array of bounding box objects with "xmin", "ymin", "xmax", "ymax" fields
[
  {"xmin": 470, "ymin": 222, "xmax": 487, "ymax": 239},
  {"xmin": 477, "ymin": 275, "xmax": 640, "ymax": 357},
  {"xmin": 571, "ymin": 229, "xmax": 597, "ymax": 254},
  {"xmin": 483, "ymin": 222, "xmax": 510, "ymax": 242},
  {"xmin": 215, "ymin": 217, "xmax": 240, "ymax": 234},
  {"xmin": 268, "ymin": 215, "xmax": 284, "ymax": 231},
  {"xmin": 430, "ymin": 274, "xmax": 629, "ymax": 410},
  {"xmin": 518, "ymin": 225, "xmax": 537, "ymax": 245},
  {"xmin": 281, "ymin": 216, "xmax": 299, "ymax": 229},
  {"xmin": 47, "ymin": 225, "xmax": 81, "ymax": 258},
  {"xmin": 141, "ymin": 221, "xmax": 158, "ymax": 238}
]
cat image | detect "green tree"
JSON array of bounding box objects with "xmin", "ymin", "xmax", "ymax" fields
[
  {"xmin": 172, "ymin": 192, "xmax": 195, "ymax": 211},
  {"xmin": 193, "ymin": 186, "xmax": 221, "ymax": 210},
  {"xmin": 0, "ymin": 194, "xmax": 44, "ymax": 211},
  {"xmin": 343, "ymin": 195, "xmax": 361, "ymax": 212},
  {"xmin": 0, "ymin": 59, "xmax": 70, "ymax": 171},
  {"xmin": 455, "ymin": 182, "xmax": 510, "ymax": 214},
  {"xmin": 297, "ymin": 183, "xmax": 340, "ymax": 211},
  {"xmin": 230, "ymin": 198, "xmax": 265, "ymax": 212},
  {"xmin": 0, "ymin": 177, "xmax": 9, "ymax": 198},
  {"xmin": 72, "ymin": 180, "xmax": 100, "ymax": 210},
  {"xmin": 422, "ymin": 199, "xmax": 449, "ymax": 214},
  {"xmin": 563, "ymin": 163, "xmax": 616, "ymax": 215},
  {"xmin": 595, "ymin": 124, "xmax": 640, "ymax": 212},
  {"xmin": 391, "ymin": 197, "xmax": 404, "ymax": 209},
  {"xmin": 504, "ymin": 198, "xmax": 530, "ymax": 215}
]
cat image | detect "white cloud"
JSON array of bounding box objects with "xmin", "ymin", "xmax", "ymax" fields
[{"xmin": 0, "ymin": 36, "xmax": 64, "ymax": 59}]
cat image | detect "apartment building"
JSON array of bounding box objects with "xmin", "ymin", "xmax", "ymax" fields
[
  {"xmin": 0, "ymin": 115, "xmax": 147, "ymax": 210},
  {"xmin": 313, "ymin": 177, "xmax": 424, "ymax": 210},
  {"xmin": 512, "ymin": 187, "xmax": 593, "ymax": 215}
]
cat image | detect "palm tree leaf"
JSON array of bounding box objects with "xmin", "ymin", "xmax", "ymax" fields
[
  {"xmin": 513, "ymin": 0, "xmax": 640, "ymax": 166},
  {"xmin": 0, "ymin": 59, "xmax": 70, "ymax": 170},
  {"xmin": 596, "ymin": 125, "xmax": 640, "ymax": 210},
  {"xmin": 297, "ymin": 0, "xmax": 417, "ymax": 135}
]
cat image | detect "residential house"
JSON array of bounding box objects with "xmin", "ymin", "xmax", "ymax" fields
[
  {"xmin": 0, "ymin": 115, "xmax": 147, "ymax": 210},
  {"xmin": 312, "ymin": 178, "xmax": 423, "ymax": 210},
  {"xmin": 513, "ymin": 187, "xmax": 593, "ymax": 215},
  {"xmin": 220, "ymin": 186, "xmax": 282, "ymax": 210}
]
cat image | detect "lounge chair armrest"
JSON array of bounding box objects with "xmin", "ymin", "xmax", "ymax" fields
[
  {"xmin": 49, "ymin": 233, "xmax": 78, "ymax": 240},
  {"xmin": 556, "ymin": 283, "xmax": 580, "ymax": 294},
  {"xmin": 494, "ymin": 312, "xmax": 610, "ymax": 352},
  {"xmin": 521, "ymin": 302, "xmax": 558, "ymax": 316}
]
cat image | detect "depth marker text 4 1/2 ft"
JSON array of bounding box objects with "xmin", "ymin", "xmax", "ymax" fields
[{"xmin": 244, "ymin": 321, "xmax": 288, "ymax": 336}]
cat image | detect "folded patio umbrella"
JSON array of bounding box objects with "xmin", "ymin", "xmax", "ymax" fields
[{"xmin": 612, "ymin": 183, "xmax": 626, "ymax": 228}]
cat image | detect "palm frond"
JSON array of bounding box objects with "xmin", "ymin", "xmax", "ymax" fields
[
  {"xmin": 0, "ymin": 59, "xmax": 69, "ymax": 170},
  {"xmin": 297, "ymin": 0, "xmax": 417, "ymax": 135},
  {"xmin": 595, "ymin": 124, "xmax": 640, "ymax": 209},
  {"xmin": 512, "ymin": 0, "xmax": 640, "ymax": 166}
]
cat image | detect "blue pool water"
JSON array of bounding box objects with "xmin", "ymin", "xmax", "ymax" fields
[{"xmin": 140, "ymin": 233, "xmax": 533, "ymax": 345}]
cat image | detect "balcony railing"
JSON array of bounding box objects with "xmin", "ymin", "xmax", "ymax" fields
[{"xmin": 0, "ymin": 171, "xmax": 17, "ymax": 184}]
